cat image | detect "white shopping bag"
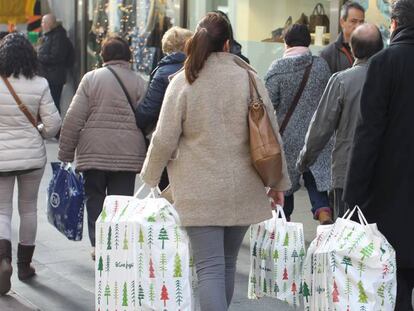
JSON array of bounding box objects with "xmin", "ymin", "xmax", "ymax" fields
[
  {"xmin": 95, "ymin": 186, "xmax": 195, "ymax": 311},
  {"xmin": 248, "ymin": 205, "xmax": 305, "ymax": 308},
  {"xmin": 303, "ymin": 206, "xmax": 397, "ymax": 311}
]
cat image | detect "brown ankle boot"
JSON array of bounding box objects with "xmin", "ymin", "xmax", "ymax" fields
[
  {"xmin": 317, "ymin": 208, "xmax": 334, "ymax": 225},
  {"xmin": 17, "ymin": 244, "xmax": 35, "ymax": 281},
  {"xmin": 0, "ymin": 239, "xmax": 12, "ymax": 295}
]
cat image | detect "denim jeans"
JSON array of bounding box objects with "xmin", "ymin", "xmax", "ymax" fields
[{"xmin": 284, "ymin": 171, "xmax": 329, "ymax": 219}]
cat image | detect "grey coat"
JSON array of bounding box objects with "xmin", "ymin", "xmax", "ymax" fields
[
  {"xmin": 297, "ymin": 60, "xmax": 369, "ymax": 189},
  {"xmin": 265, "ymin": 52, "xmax": 332, "ymax": 195}
]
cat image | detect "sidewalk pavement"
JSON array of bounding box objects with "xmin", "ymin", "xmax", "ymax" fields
[{"xmin": 0, "ymin": 140, "xmax": 319, "ymax": 311}]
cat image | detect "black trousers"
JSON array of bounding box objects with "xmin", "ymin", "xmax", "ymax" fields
[
  {"xmin": 396, "ymin": 268, "xmax": 414, "ymax": 310},
  {"xmin": 83, "ymin": 170, "xmax": 135, "ymax": 246},
  {"xmin": 49, "ymin": 84, "xmax": 64, "ymax": 113}
]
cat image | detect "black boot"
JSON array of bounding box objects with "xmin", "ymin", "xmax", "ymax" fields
[
  {"xmin": 0, "ymin": 239, "xmax": 12, "ymax": 295},
  {"xmin": 17, "ymin": 244, "xmax": 35, "ymax": 281}
]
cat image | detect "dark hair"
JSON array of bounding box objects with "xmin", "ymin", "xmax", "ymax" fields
[
  {"xmin": 391, "ymin": 0, "xmax": 414, "ymax": 28},
  {"xmin": 351, "ymin": 25, "xmax": 383, "ymax": 59},
  {"xmin": 101, "ymin": 36, "xmax": 131, "ymax": 63},
  {"xmin": 0, "ymin": 33, "xmax": 38, "ymax": 79},
  {"xmin": 213, "ymin": 10, "xmax": 235, "ymax": 44},
  {"xmin": 341, "ymin": 1, "xmax": 365, "ymax": 20},
  {"xmin": 283, "ymin": 24, "xmax": 311, "ymax": 47},
  {"xmin": 184, "ymin": 12, "xmax": 230, "ymax": 84}
]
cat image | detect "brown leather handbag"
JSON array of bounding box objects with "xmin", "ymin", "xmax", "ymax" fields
[
  {"xmin": 247, "ymin": 70, "xmax": 282, "ymax": 188},
  {"xmin": 309, "ymin": 3, "xmax": 330, "ymax": 33}
]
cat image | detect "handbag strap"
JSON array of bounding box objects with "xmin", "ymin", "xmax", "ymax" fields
[
  {"xmin": 279, "ymin": 58, "xmax": 313, "ymax": 135},
  {"xmin": 106, "ymin": 66, "xmax": 135, "ymax": 114},
  {"xmin": 1, "ymin": 75, "xmax": 37, "ymax": 129},
  {"xmin": 247, "ymin": 70, "xmax": 263, "ymax": 104},
  {"xmin": 313, "ymin": 3, "xmax": 326, "ymax": 15}
]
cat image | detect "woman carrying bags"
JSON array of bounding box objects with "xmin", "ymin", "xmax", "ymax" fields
[
  {"xmin": 140, "ymin": 12, "xmax": 291, "ymax": 311},
  {"xmin": 0, "ymin": 33, "xmax": 61, "ymax": 295}
]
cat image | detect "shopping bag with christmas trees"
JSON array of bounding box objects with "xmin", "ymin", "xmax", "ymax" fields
[
  {"xmin": 95, "ymin": 186, "xmax": 195, "ymax": 311},
  {"xmin": 302, "ymin": 206, "xmax": 397, "ymax": 311},
  {"xmin": 248, "ymin": 205, "xmax": 305, "ymax": 308}
]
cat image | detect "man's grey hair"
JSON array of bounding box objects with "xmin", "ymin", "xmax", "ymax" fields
[
  {"xmin": 350, "ymin": 23, "xmax": 383, "ymax": 60},
  {"xmin": 341, "ymin": 1, "xmax": 365, "ymax": 20}
]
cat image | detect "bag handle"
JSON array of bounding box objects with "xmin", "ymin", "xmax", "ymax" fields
[
  {"xmin": 247, "ymin": 70, "xmax": 263, "ymax": 105},
  {"xmin": 272, "ymin": 204, "xmax": 288, "ymax": 223},
  {"xmin": 313, "ymin": 3, "xmax": 326, "ymax": 15},
  {"xmin": 344, "ymin": 205, "xmax": 369, "ymax": 226},
  {"xmin": 279, "ymin": 59, "xmax": 313, "ymax": 135},
  {"xmin": 1, "ymin": 75, "xmax": 38, "ymax": 129},
  {"xmin": 106, "ymin": 67, "xmax": 138, "ymax": 122}
]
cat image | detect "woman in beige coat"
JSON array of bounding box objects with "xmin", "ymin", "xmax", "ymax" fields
[
  {"xmin": 0, "ymin": 33, "xmax": 61, "ymax": 295},
  {"xmin": 141, "ymin": 13, "xmax": 290, "ymax": 311},
  {"xmin": 58, "ymin": 37, "xmax": 147, "ymax": 258}
]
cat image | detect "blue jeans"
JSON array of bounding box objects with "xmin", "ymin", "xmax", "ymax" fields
[{"xmin": 284, "ymin": 171, "xmax": 329, "ymax": 220}]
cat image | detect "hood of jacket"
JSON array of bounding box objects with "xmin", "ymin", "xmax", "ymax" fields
[
  {"xmin": 158, "ymin": 52, "xmax": 186, "ymax": 67},
  {"xmin": 390, "ymin": 25, "xmax": 414, "ymax": 46}
]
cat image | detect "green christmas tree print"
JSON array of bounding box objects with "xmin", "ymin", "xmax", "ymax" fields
[
  {"xmin": 97, "ymin": 280, "xmax": 102, "ymax": 305},
  {"xmin": 158, "ymin": 227, "xmax": 169, "ymax": 249},
  {"xmin": 105, "ymin": 255, "xmax": 110, "ymax": 272},
  {"xmin": 107, "ymin": 226, "xmax": 112, "ymax": 250},
  {"xmin": 283, "ymin": 281, "xmax": 287, "ymax": 294},
  {"xmin": 149, "ymin": 283, "xmax": 155, "ymax": 304},
  {"xmin": 138, "ymin": 253, "xmax": 144, "ymax": 277},
  {"xmin": 341, "ymin": 256, "xmax": 353, "ymax": 274},
  {"xmin": 148, "ymin": 226, "xmax": 154, "ymax": 249},
  {"xmin": 104, "ymin": 284, "xmax": 111, "ymax": 304},
  {"xmin": 161, "ymin": 283, "xmax": 169, "ymax": 307},
  {"xmin": 176, "ymin": 279, "xmax": 183, "ymax": 306},
  {"xmin": 263, "ymin": 278, "xmax": 267, "ymax": 293},
  {"xmin": 119, "ymin": 202, "xmax": 129, "ymax": 218},
  {"xmin": 299, "ymin": 247, "xmax": 305, "ymax": 261},
  {"xmin": 122, "ymin": 282, "xmax": 128, "ymax": 306},
  {"xmin": 360, "ymin": 242, "xmax": 374, "ymax": 261},
  {"xmin": 114, "ymin": 281, "xmax": 119, "ymax": 305},
  {"xmin": 98, "ymin": 256, "xmax": 103, "ymax": 276},
  {"xmin": 115, "ymin": 224, "xmax": 120, "ymax": 250},
  {"xmin": 302, "ymin": 281, "xmax": 310, "ymax": 303},
  {"xmin": 283, "ymin": 232, "xmax": 289, "ymax": 246},
  {"xmin": 138, "ymin": 284, "xmax": 145, "ymax": 306},
  {"xmin": 291, "ymin": 249, "xmax": 299, "ymax": 263},
  {"xmin": 147, "ymin": 213, "xmax": 156, "ymax": 222},
  {"xmin": 174, "ymin": 226, "xmax": 181, "ymax": 249},
  {"xmin": 123, "ymin": 226, "xmax": 129, "ymax": 250},
  {"xmin": 174, "ymin": 253, "xmax": 182, "ymax": 278},
  {"xmin": 138, "ymin": 227, "xmax": 144, "ymax": 249},
  {"xmin": 160, "ymin": 208, "xmax": 168, "ymax": 222},
  {"xmin": 358, "ymin": 280, "xmax": 368, "ymax": 303},
  {"xmin": 160, "ymin": 253, "xmax": 167, "ymax": 278},
  {"xmin": 345, "ymin": 277, "xmax": 352, "ymax": 298},
  {"xmin": 357, "ymin": 261, "xmax": 365, "ymax": 277},
  {"xmin": 274, "ymin": 282, "xmax": 280, "ymax": 296},
  {"xmin": 273, "ymin": 249, "xmax": 279, "ymax": 261},
  {"xmin": 100, "ymin": 206, "xmax": 107, "ymax": 222},
  {"xmin": 131, "ymin": 281, "xmax": 136, "ymax": 307},
  {"xmin": 377, "ymin": 283, "xmax": 385, "ymax": 306}
]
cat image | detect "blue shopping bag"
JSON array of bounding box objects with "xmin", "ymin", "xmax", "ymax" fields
[{"xmin": 47, "ymin": 162, "xmax": 85, "ymax": 241}]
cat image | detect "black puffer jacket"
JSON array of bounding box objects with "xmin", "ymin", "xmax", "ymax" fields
[{"xmin": 38, "ymin": 25, "xmax": 72, "ymax": 85}]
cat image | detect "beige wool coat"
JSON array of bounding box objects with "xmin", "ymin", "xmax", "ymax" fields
[
  {"xmin": 141, "ymin": 52, "xmax": 291, "ymax": 227},
  {"xmin": 58, "ymin": 61, "xmax": 148, "ymax": 172}
]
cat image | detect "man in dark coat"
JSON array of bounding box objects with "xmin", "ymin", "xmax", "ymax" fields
[
  {"xmin": 38, "ymin": 14, "xmax": 74, "ymax": 113},
  {"xmin": 320, "ymin": 2, "xmax": 365, "ymax": 74},
  {"xmin": 343, "ymin": 0, "xmax": 414, "ymax": 309}
]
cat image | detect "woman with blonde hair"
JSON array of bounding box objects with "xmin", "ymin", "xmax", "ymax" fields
[
  {"xmin": 140, "ymin": 13, "xmax": 290, "ymax": 310},
  {"xmin": 136, "ymin": 26, "xmax": 193, "ymax": 190}
]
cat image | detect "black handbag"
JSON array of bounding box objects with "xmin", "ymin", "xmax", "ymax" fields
[{"xmin": 309, "ymin": 3, "xmax": 330, "ymax": 33}]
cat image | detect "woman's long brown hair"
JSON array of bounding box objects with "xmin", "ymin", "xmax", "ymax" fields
[{"xmin": 184, "ymin": 12, "xmax": 230, "ymax": 84}]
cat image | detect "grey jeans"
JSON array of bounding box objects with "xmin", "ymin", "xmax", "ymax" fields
[
  {"xmin": 0, "ymin": 167, "xmax": 44, "ymax": 245},
  {"xmin": 186, "ymin": 226, "xmax": 249, "ymax": 311}
]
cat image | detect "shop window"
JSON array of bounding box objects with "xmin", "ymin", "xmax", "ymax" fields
[{"xmin": 86, "ymin": 0, "xmax": 181, "ymax": 76}]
